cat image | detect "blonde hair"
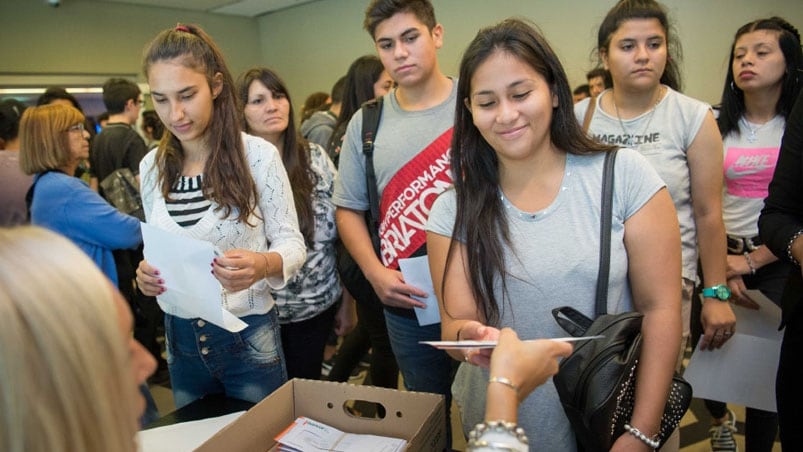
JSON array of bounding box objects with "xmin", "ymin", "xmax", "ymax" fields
[
  {"xmin": 0, "ymin": 226, "xmax": 139, "ymax": 452},
  {"xmin": 18, "ymin": 104, "xmax": 84, "ymax": 175}
]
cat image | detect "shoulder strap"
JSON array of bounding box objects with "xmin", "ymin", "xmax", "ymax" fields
[
  {"xmin": 361, "ymin": 97, "xmax": 383, "ymax": 252},
  {"xmin": 595, "ymin": 149, "xmax": 618, "ymax": 317},
  {"xmin": 25, "ymin": 169, "xmax": 64, "ymax": 221},
  {"xmin": 582, "ymin": 96, "xmax": 597, "ymax": 132}
]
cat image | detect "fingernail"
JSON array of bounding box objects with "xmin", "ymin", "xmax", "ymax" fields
[
  {"xmin": 159, "ymin": 288, "xmax": 165, "ymax": 294},
  {"xmin": 158, "ymin": 279, "xmax": 164, "ymax": 284},
  {"xmin": 154, "ymin": 270, "xmax": 160, "ymax": 276}
]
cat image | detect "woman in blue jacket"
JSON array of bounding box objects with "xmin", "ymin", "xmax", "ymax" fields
[{"xmin": 19, "ymin": 103, "xmax": 142, "ymax": 285}]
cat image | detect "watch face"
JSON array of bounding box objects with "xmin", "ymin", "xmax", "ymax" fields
[{"xmin": 715, "ymin": 285, "xmax": 731, "ymax": 300}]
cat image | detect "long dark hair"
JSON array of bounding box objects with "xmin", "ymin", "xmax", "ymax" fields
[
  {"xmin": 448, "ymin": 18, "xmax": 615, "ymax": 326},
  {"xmin": 597, "ymin": 0, "xmax": 683, "ymax": 92},
  {"xmin": 718, "ymin": 17, "xmax": 803, "ymax": 137},
  {"xmin": 327, "ymin": 55, "xmax": 387, "ymax": 157},
  {"xmin": 237, "ymin": 67, "xmax": 315, "ymax": 246},
  {"xmin": 142, "ymin": 24, "xmax": 258, "ymax": 224}
]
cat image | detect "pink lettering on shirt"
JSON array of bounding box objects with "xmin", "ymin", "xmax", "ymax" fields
[{"xmin": 723, "ymin": 146, "xmax": 779, "ymax": 198}]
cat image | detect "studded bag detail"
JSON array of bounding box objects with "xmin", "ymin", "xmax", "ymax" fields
[{"xmin": 551, "ymin": 150, "xmax": 692, "ymax": 451}]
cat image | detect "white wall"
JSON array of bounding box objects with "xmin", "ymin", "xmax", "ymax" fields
[
  {"xmin": 0, "ymin": 0, "xmax": 260, "ymax": 85},
  {"xmin": 258, "ymin": 0, "xmax": 803, "ymax": 107},
  {"xmin": 1, "ymin": 0, "xmax": 799, "ymax": 112}
]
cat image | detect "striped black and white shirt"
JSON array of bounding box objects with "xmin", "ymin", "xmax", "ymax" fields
[{"xmin": 166, "ymin": 175, "xmax": 211, "ymax": 227}]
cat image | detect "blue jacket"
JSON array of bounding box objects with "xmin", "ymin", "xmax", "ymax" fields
[{"xmin": 30, "ymin": 171, "xmax": 142, "ymax": 284}]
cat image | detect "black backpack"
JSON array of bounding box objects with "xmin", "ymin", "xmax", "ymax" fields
[{"xmin": 336, "ymin": 97, "xmax": 383, "ymax": 308}]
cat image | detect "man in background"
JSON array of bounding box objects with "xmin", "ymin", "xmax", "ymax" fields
[
  {"xmin": 92, "ymin": 78, "xmax": 168, "ymax": 384},
  {"xmin": 301, "ymin": 76, "xmax": 346, "ymax": 149},
  {"xmin": 586, "ymin": 67, "xmax": 611, "ymax": 97}
]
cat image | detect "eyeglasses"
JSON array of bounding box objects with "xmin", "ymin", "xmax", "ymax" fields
[{"xmin": 66, "ymin": 123, "xmax": 85, "ymax": 133}]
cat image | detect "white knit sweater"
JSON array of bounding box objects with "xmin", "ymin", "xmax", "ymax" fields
[{"xmin": 140, "ymin": 132, "xmax": 307, "ymax": 318}]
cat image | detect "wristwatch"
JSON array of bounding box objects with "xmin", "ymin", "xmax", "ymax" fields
[{"xmin": 702, "ymin": 284, "xmax": 731, "ymax": 301}]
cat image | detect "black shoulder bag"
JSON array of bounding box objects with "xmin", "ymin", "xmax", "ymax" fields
[
  {"xmin": 336, "ymin": 98, "xmax": 384, "ymax": 307},
  {"xmin": 551, "ymin": 150, "xmax": 692, "ymax": 451}
]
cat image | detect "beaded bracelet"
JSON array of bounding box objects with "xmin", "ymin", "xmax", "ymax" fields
[
  {"xmin": 743, "ymin": 252, "xmax": 757, "ymax": 275},
  {"xmin": 623, "ymin": 423, "xmax": 659, "ymax": 449},
  {"xmin": 467, "ymin": 420, "xmax": 529, "ymax": 452},
  {"xmin": 787, "ymin": 230, "xmax": 803, "ymax": 266},
  {"xmin": 488, "ymin": 376, "xmax": 519, "ymax": 394}
]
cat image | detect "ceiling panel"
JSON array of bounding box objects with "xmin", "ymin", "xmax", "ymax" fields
[{"xmin": 89, "ymin": 0, "xmax": 319, "ymax": 17}]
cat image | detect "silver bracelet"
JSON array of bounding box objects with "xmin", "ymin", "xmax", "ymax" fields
[
  {"xmin": 488, "ymin": 376, "xmax": 520, "ymax": 394},
  {"xmin": 787, "ymin": 230, "xmax": 803, "ymax": 266},
  {"xmin": 744, "ymin": 252, "xmax": 757, "ymax": 275},
  {"xmin": 467, "ymin": 420, "xmax": 529, "ymax": 451},
  {"xmin": 623, "ymin": 423, "xmax": 659, "ymax": 449}
]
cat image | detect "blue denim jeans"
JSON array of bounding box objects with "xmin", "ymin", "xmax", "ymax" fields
[
  {"xmin": 164, "ymin": 309, "xmax": 287, "ymax": 409},
  {"xmin": 384, "ymin": 310, "xmax": 456, "ymax": 448},
  {"xmin": 139, "ymin": 384, "xmax": 160, "ymax": 427}
]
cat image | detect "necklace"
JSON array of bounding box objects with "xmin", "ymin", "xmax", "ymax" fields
[
  {"xmin": 740, "ymin": 116, "xmax": 772, "ymax": 143},
  {"xmin": 613, "ymin": 86, "xmax": 664, "ymax": 148}
]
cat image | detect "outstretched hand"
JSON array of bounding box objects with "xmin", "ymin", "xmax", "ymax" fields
[{"xmin": 490, "ymin": 328, "xmax": 573, "ymax": 402}]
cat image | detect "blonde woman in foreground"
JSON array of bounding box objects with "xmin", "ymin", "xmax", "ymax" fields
[{"xmin": 0, "ymin": 226, "xmax": 156, "ymax": 452}]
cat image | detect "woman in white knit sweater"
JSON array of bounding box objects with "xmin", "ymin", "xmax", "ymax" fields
[{"xmin": 135, "ymin": 23, "xmax": 306, "ymax": 409}]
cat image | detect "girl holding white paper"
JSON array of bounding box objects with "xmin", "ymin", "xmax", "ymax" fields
[
  {"xmin": 135, "ymin": 23, "xmax": 306, "ymax": 409},
  {"xmin": 426, "ymin": 18, "xmax": 681, "ymax": 451}
]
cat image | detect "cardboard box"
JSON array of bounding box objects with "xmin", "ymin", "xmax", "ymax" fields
[{"xmin": 195, "ymin": 378, "xmax": 446, "ymax": 452}]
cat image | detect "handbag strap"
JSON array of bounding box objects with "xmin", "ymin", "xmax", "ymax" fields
[{"xmin": 595, "ymin": 149, "xmax": 618, "ymax": 317}]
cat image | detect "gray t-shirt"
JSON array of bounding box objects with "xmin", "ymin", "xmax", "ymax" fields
[
  {"xmin": 575, "ymin": 87, "xmax": 709, "ymax": 280},
  {"xmin": 332, "ymin": 81, "xmax": 457, "ymax": 211},
  {"xmin": 427, "ymin": 149, "xmax": 664, "ymax": 451}
]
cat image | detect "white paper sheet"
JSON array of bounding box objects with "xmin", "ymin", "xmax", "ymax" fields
[
  {"xmin": 141, "ymin": 223, "xmax": 248, "ymax": 332},
  {"xmin": 276, "ymin": 416, "xmax": 406, "ymax": 452},
  {"xmin": 421, "ymin": 335, "xmax": 605, "ymax": 349},
  {"xmin": 398, "ymin": 256, "xmax": 440, "ymax": 326},
  {"xmin": 683, "ymin": 291, "xmax": 783, "ymax": 412},
  {"xmin": 137, "ymin": 411, "xmax": 245, "ymax": 452}
]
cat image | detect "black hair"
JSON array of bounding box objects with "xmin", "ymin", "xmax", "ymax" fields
[
  {"xmin": 585, "ymin": 67, "xmax": 612, "ymax": 89},
  {"xmin": 330, "ymin": 76, "xmax": 347, "ymax": 104},
  {"xmin": 36, "ymin": 87, "xmax": 83, "ymax": 113},
  {"xmin": 718, "ymin": 17, "xmax": 803, "ymax": 137},
  {"xmin": 327, "ymin": 55, "xmax": 388, "ymax": 160},
  {"xmin": 574, "ymin": 84, "xmax": 591, "ymax": 96},
  {"xmin": 141, "ymin": 110, "xmax": 164, "ymax": 142},
  {"xmin": 0, "ymin": 99, "xmax": 28, "ymax": 143},
  {"xmin": 597, "ymin": 0, "xmax": 683, "ymax": 91},
  {"xmin": 363, "ymin": 0, "xmax": 436, "ymax": 39},
  {"xmin": 102, "ymin": 78, "xmax": 141, "ymax": 114}
]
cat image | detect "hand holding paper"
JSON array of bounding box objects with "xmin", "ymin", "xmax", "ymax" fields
[
  {"xmin": 141, "ymin": 223, "xmax": 248, "ymax": 333},
  {"xmin": 398, "ymin": 256, "xmax": 439, "ymax": 326},
  {"xmin": 212, "ymin": 249, "xmax": 268, "ymax": 293},
  {"xmin": 421, "ymin": 335, "xmax": 604, "ymax": 349}
]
